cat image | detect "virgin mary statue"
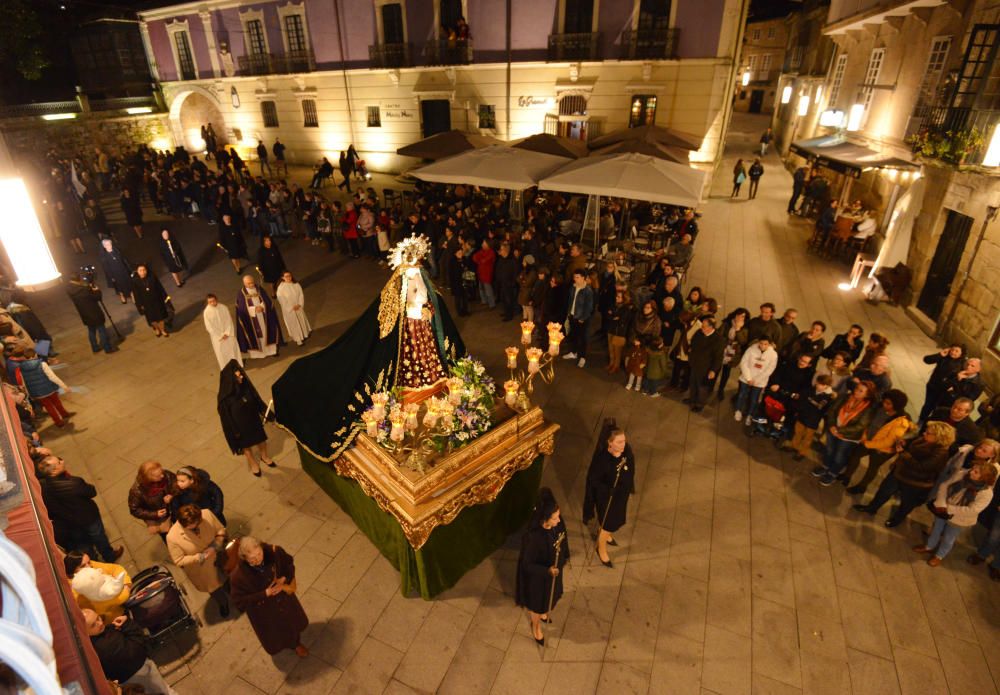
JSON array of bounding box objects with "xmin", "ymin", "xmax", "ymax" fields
[{"xmin": 272, "ymin": 236, "xmax": 465, "ymax": 460}]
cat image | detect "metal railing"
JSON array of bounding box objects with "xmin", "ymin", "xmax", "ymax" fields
[
  {"xmin": 908, "ymin": 105, "xmax": 1000, "ymax": 164},
  {"xmin": 548, "ymin": 32, "xmax": 601, "ymax": 62},
  {"xmin": 619, "ymin": 28, "xmax": 680, "ymax": 60},
  {"xmin": 90, "ymin": 96, "xmax": 157, "ymax": 112},
  {"xmin": 0, "ymin": 101, "xmax": 80, "ymax": 119},
  {"xmin": 369, "ymin": 42, "xmax": 413, "ymax": 69},
  {"xmin": 423, "ymin": 39, "xmax": 472, "ymax": 65},
  {"xmin": 237, "ymin": 48, "xmax": 315, "ymax": 76}
]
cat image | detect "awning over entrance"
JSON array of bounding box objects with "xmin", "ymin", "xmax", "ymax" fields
[{"xmin": 789, "ymin": 135, "xmax": 919, "ymax": 178}]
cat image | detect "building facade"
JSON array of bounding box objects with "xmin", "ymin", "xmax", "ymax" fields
[
  {"xmin": 775, "ymin": 0, "xmax": 1000, "ymax": 388},
  {"xmin": 136, "ymin": 0, "xmax": 749, "ymax": 172},
  {"xmin": 734, "ymin": 13, "xmax": 790, "ymax": 114}
]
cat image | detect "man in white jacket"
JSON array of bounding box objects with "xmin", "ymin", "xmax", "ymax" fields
[{"xmin": 734, "ymin": 338, "xmax": 778, "ymax": 425}]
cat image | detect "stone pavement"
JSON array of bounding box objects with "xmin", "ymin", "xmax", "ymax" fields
[{"xmin": 26, "ymin": 116, "xmax": 1000, "ymax": 694}]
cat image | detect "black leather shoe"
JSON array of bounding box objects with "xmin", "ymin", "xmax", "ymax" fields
[
  {"xmin": 534, "ymin": 636, "xmax": 545, "ymax": 646},
  {"xmin": 600, "ymin": 557, "xmax": 613, "ymax": 568},
  {"xmin": 851, "ymin": 504, "xmax": 872, "ymax": 514}
]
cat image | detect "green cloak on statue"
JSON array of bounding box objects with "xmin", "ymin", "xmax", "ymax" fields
[{"xmin": 272, "ymin": 241, "xmax": 466, "ymax": 461}]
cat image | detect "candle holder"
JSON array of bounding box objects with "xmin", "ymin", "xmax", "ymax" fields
[{"xmin": 504, "ymin": 324, "xmax": 559, "ymax": 411}]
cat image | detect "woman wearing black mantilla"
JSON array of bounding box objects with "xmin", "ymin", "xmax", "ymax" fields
[
  {"xmin": 515, "ymin": 487, "xmax": 570, "ymax": 647},
  {"xmin": 583, "ymin": 427, "xmax": 636, "ymax": 568}
]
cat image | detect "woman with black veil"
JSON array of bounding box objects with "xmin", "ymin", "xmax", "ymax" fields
[
  {"xmin": 217, "ymin": 359, "xmax": 274, "ymax": 477},
  {"xmin": 257, "ymin": 236, "xmax": 286, "ymax": 296},
  {"xmin": 515, "ymin": 487, "xmax": 570, "ymax": 647},
  {"xmin": 583, "ymin": 427, "xmax": 636, "ymax": 568},
  {"xmin": 158, "ymin": 228, "xmax": 188, "ymax": 288}
]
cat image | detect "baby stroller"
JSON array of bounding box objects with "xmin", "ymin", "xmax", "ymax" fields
[
  {"xmin": 748, "ymin": 394, "xmax": 789, "ymax": 444},
  {"xmin": 122, "ymin": 565, "xmax": 198, "ymax": 644},
  {"xmin": 354, "ymin": 159, "xmax": 370, "ymax": 181}
]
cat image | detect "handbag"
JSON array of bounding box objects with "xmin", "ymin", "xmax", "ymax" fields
[{"xmin": 736, "ymin": 172, "xmax": 746, "ymax": 185}]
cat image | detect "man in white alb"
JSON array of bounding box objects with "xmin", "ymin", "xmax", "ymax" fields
[
  {"xmin": 276, "ymin": 272, "xmax": 311, "ymax": 346},
  {"xmin": 203, "ymin": 294, "xmax": 242, "ymax": 369}
]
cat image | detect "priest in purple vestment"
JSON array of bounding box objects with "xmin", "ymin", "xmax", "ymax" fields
[{"xmin": 235, "ymin": 275, "xmax": 282, "ymax": 359}]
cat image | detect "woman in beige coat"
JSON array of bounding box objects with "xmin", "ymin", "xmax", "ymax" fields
[{"xmin": 166, "ymin": 504, "xmax": 230, "ymax": 616}]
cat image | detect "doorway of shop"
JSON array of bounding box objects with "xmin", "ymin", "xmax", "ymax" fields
[
  {"xmin": 749, "ymin": 90, "xmax": 764, "ymax": 113},
  {"xmin": 916, "ymin": 208, "xmax": 974, "ymax": 321},
  {"xmin": 421, "ymin": 100, "xmax": 451, "ymax": 137}
]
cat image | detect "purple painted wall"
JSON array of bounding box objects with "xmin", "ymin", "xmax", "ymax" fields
[
  {"xmin": 304, "ymin": 0, "xmax": 342, "ymax": 67},
  {"xmin": 466, "ymin": 0, "xmax": 505, "ymax": 52},
  {"xmin": 147, "ymin": 21, "xmax": 176, "ymax": 81},
  {"xmin": 216, "ymin": 7, "xmax": 244, "ymax": 57},
  {"xmin": 511, "ymin": 0, "xmax": 557, "ymax": 61},
  {"xmin": 675, "ymin": 0, "xmax": 725, "ymax": 59},
  {"xmin": 185, "ymin": 14, "xmax": 213, "ymax": 78},
  {"xmin": 597, "ymin": 0, "xmax": 633, "ymax": 60},
  {"xmin": 407, "ymin": 0, "xmax": 436, "ymax": 50},
  {"xmin": 335, "ymin": 0, "xmax": 376, "ymax": 66}
]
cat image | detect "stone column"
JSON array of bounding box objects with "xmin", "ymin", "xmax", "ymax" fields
[
  {"xmin": 139, "ymin": 20, "xmax": 160, "ymax": 81},
  {"xmin": 199, "ymin": 9, "xmax": 222, "ymax": 78}
]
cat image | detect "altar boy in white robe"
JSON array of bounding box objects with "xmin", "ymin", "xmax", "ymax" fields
[
  {"xmin": 276, "ymin": 272, "xmax": 311, "ymax": 346},
  {"xmin": 203, "ymin": 294, "xmax": 243, "ymax": 369}
]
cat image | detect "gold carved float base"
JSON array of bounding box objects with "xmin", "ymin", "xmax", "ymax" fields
[{"xmin": 334, "ymin": 406, "xmax": 559, "ymax": 549}]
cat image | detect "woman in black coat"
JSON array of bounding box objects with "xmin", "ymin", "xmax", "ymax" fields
[
  {"xmin": 217, "ymin": 359, "xmax": 273, "ymax": 477},
  {"xmin": 257, "ymin": 236, "xmax": 286, "ymax": 296},
  {"xmin": 130, "ymin": 263, "xmax": 170, "ymax": 337},
  {"xmin": 515, "ymin": 487, "xmax": 569, "ymax": 647},
  {"xmin": 583, "ymin": 428, "xmax": 636, "ymax": 568},
  {"xmin": 158, "ymin": 228, "xmax": 188, "ymax": 288},
  {"xmin": 98, "ymin": 238, "xmax": 132, "ymax": 303},
  {"xmin": 170, "ymin": 466, "xmax": 226, "ymax": 525},
  {"xmin": 120, "ymin": 187, "xmax": 143, "ymax": 238},
  {"xmin": 218, "ymin": 213, "xmax": 248, "ymax": 274}
]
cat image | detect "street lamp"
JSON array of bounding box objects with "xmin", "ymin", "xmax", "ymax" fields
[
  {"xmin": 847, "ymin": 104, "xmax": 865, "ymax": 131},
  {"xmin": 797, "ymin": 95, "xmax": 810, "ymax": 117},
  {"xmin": 742, "ymin": 70, "xmax": 750, "ymax": 87},
  {"xmin": 781, "ymin": 85, "xmax": 792, "ymax": 104},
  {"xmin": 0, "ymin": 179, "xmax": 61, "ymax": 290}
]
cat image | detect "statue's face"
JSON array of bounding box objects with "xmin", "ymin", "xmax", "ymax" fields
[{"xmin": 405, "ymin": 267, "xmax": 419, "ymax": 279}]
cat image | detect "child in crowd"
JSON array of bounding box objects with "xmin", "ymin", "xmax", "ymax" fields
[
  {"xmin": 786, "ymin": 373, "xmax": 834, "ymax": 461},
  {"xmin": 643, "ymin": 336, "xmax": 670, "ymax": 398},
  {"xmin": 624, "ymin": 337, "xmax": 648, "ymax": 392}
]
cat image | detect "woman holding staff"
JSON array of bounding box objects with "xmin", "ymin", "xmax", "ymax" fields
[
  {"xmin": 515, "ymin": 487, "xmax": 570, "ymax": 647},
  {"xmin": 583, "ymin": 428, "xmax": 636, "ymax": 568}
]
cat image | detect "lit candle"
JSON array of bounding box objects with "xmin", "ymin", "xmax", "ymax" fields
[
  {"xmin": 505, "ymin": 346, "xmax": 519, "ymax": 370},
  {"xmin": 371, "ymin": 392, "xmax": 389, "ymax": 421},
  {"xmin": 362, "ymin": 411, "xmax": 379, "ymax": 437},
  {"xmin": 446, "ymin": 377, "xmax": 464, "ymax": 405},
  {"xmin": 389, "ymin": 408, "xmax": 406, "ymax": 442},
  {"xmin": 504, "ymin": 380, "xmax": 519, "ymax": 408},
  {"xmin": 547, "ymin": 329, "xmax": 563, "ymax": 357},
  {"xmin": 520, "ymin": 321, "xmax": 535, "ymax": 345},
  {"xmin": 439, "ymin": 402, "xmax": 454, "ymax": 430},
  {"xmin": 423, "ymin": 398, "xmax": 441, "ymax": 428},
  {"xmin": 404, "ymin": 403, "xmax": 420, "ymax": 431},
  {"xmin": 525, "ymin": 347, "xmax": 543, "ymax": 374}
]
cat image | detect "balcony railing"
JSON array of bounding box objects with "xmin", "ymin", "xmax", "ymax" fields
[
  {"xmin": 619, "ymin": 29, "xmax": 680, "ymax": 60},
  {"xmin": 370, "ymin": 42, "xmax": 413, "ymax": 69},
  {"xmin": 237, "ymin": 48, "xmax": 315, "ymax": 76},
  {"xmin": 908, "ymin": 105, "xmax": 1000, "ymax": 164},
  {"xmin": 424, "ymin": 39, "xmax": 472, "ymax": 66},
  {"xmin": 548, "ymin": 33, "xmax": 601, "ymax": 62}
]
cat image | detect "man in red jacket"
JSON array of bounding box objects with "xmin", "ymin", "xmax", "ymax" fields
[{"xmin": 472, "ymin": 240, "xmax": 496, "ymax": 308}]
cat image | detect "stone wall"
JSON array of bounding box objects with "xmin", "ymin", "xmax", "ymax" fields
[
  {"xmin": 907, "ymin": 161, "xmax": 1000, "ymax": 392},
  {"xmin": 0, "ymin": 112, "xmax": 173, "ymax": 162}
]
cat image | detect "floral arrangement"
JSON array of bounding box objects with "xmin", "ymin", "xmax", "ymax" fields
[
  {"xmin": 907, "ymin": 127, "xmax": 985, "ymax": 165},
  {"xmin": 359, "ymin": 356, "xmax": 496, "ymax": 458},
  {"xmin": 443, "ymin": 356, "xmax": 495, "ymax": 448}
]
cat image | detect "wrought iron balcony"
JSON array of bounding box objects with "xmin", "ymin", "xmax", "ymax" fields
[
  {"xmin": 370, "ymin": 42, "xmax": 412, "ymax": 69},
  {"xmin": 619, "ymin": 29, "xmax": 679, "ymax": 60},
  {"xmin": 237, "ymin": 48, "xmax": 315, "ymax": 76},
  {"xmin": 548, "ymin": 32, "xmax": 601, "ymax": 62},
  {"xmin": 424, "ymin": 39, "xmax": 473, "ymax": 66},
  {"xmin": 907, "ymin": 105, "xmax": 1000, "ymax": 164}
]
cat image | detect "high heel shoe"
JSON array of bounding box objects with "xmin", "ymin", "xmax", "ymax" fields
[
  {"xmin": 540, "ymin": 616, "xmax": 552, "ymax": 624},
  {"xmin": 533, "ymin": 635, "xmax": 545, "ymax": 646},
  {"xmin": 600, "ymin": 557, "xmax": 613, "ymax": 568},
  {"xmin": 262, "ymin": 458, "xmax": 277, "ymax": 468},
  {"xmin": 251, "ymin": 469, "xmax": 262, "ymax": 477},
  {"xmin": 607, "ymin": 538, "xmax": 618, "ymax": 547}
]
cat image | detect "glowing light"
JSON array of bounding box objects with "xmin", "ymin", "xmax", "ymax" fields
[
  {"xmin": 125, "ymin": 106, "xmax": 153, "ymax": 115},
  {"xmin": 742, "ymin": 71, "xmax": 750, "ymax": 86},
  {"xmin": 819, "ymin": 109, "xmax": 845, "ymax": 127},
  {"xmin": 846, "ymin": 104, "xmax": 864, "ymax": 132},
  {"xmin": 41, "ymin": 113, "xmax": 76, "ymax": 121},
  {"xmin": 781, "ymin": 85, "xmax": 792, "ymax": 104},
  {"xmin": 885, "ymin": 169, "xmax": 897, "ymax": 181},
  {"xmin": 0, "ymin": 179, "xmax": 61, "ymax": 290},
  {"xmin": 837, "ymin": 282, "xmax": 853, "ymax": 291},
  {"xmin": 798, "ymin": 95, "xmax": 810, "ymax": 116},
  {"xmin": 983, "ymin": 124, "xmax": 1000, "ymax": 167},
  {"xmin": 912, "ymin": 170, "xmax": 921, "ymax": 181},
  {"xmin": 814, "ymin": 86, "xmax": 823, "ymax": 104},
  {"xmin": 150, "ymin": 137, "xmax": 172, "ymax": 151},
  {"xmin": 901, "ymin": 171, "xmax": 910, "ymax": 181}
]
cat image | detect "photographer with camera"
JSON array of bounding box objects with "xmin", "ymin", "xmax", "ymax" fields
[{"xmin": 67, "ymin": 271, "xmax": 118, "ymax": 354}]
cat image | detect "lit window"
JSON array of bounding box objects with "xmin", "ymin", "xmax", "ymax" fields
[
  {"xmin": 302, "ymin": 99, "xmax": 318, "ymax": 127},
  {"xmin": 477, "ymin": 104, "xmax": 496, "ymax": 129},
  {"xmin": 629, "ymin": 94, "xmax": 657, "ymax": 127},
  {"xmin": 367, "ymin": 105, "xmax": 382, "ymax": 127},
  {"xmin": 261, "ymin": 101, "xmax": 279, "ymax": 128},
  {"xmin": 559, "ymin": 95, "xmax": 587, "ymax": 116}
]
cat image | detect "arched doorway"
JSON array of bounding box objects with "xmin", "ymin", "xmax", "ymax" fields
[{"xmin": 167, "ymin": 87, "xmax": 227, "ymax": 153}]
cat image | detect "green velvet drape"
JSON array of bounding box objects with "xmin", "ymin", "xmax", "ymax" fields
[{"xmin": 300, "ymin": 446, "xmax": 544, "ymax": 599}]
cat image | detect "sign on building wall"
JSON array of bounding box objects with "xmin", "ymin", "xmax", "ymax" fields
[
  {"xmin": 516, "ymin": 96, "xmax": 555, "ymax": 109},
  {"xmin": 380, "ymin": 101, "xmax": 418, "ymax": 120}
]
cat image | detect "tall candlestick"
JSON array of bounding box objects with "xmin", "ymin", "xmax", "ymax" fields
[
  {"xmin": 371, "ymin": 392, "xmax": 389, "ymax": 421},
  {"xmin": 525, "ymin": 347, "xmax": 543, "ymax": 374},
  {"xmin": 504, "ymin": 380, "xmax": 519, "ymax": 408},
  {"xmin": 520, "ymin": 320, "xmax": 535, "ymax": 345},
  {"xmin": 505, "ymin": 346, "xmax": 519, "ymax": 370},
  {"xmin": 389, "ymin": 408, "xmax": 405, "ymax": 442}
]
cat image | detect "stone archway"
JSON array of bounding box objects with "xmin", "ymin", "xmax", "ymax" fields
[{"xmin": 166, "ymin": 86, "xmax": 227, "ymax": 153}]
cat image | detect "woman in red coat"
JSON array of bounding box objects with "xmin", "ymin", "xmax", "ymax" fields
[{"xmin": 342, "ymin": 203, "xmax": 360, "ymax": 258}]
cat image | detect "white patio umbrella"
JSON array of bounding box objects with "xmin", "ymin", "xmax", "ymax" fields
[
  {"xmin": 538, "ymin": 152, "xmax": 706, "ymax": 207},
  {"xmin": 409, "ymin": 145, "xmax": 570, "ymax": 190}
]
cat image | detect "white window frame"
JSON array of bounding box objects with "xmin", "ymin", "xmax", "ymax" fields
[
  {"xmin": 165, "ymin": 19, "xmax": 198, "ymax": 80},
  {"xmin": 748, "ymin": 54, "xmax": 758, "ymax": 71},
  {"xmin": 917, "ymin": 36, "xmax": 952, "ymax": 105},
  {"xmin": 557, "ymin": 0, "xmax": 600, "ymax": 34},
  {"xmin": 434, "ymin": 0, "xmax": 469, "ymax": 39},
  {"xmin": 240, "ymin": 8, "xmax": 271, "ymax": 57},
  {"xmin": 374, "ymin": 0, "xmax": 409, "ymax": 44},
  {"xmin": 860, "ymin": 47, "xmax": 885, "ymax": 112},
  {"xmin": 276, "ymin": 2, "xmax": 312, "ymax": 55},
  {"xmin": 761, "ymin": 53, "xmax": 772, "ymax": 72},
  {"xmin": 367, "ymin": 105, "xmax": 382, "ymax": 127},
  {"xmin": 828, "ymin": 53, "xmax": 848, "ymax": 109},
  {"xmin": 751, "ymin": 28, "xmax": 761, "ymax": 41}
]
